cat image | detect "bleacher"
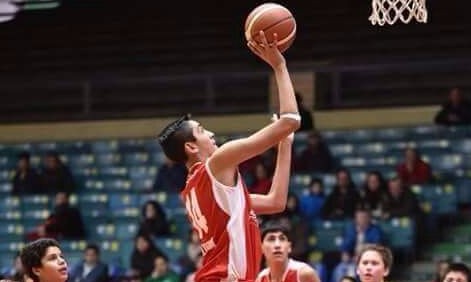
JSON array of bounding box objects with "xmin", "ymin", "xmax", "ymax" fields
[{"xmin": 0, "ymin": 124, "xmax": 470, "ymax": 276}]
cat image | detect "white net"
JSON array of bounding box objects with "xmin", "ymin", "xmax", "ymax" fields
[{"xmin": 369, "ymin": 0, "xmax": 428, "ymax": 26}]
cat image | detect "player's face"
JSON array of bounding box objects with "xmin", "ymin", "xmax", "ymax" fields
[
  {"xmin": 188, "ymin": 120, "xmax": 217, "ymax": 159},
  {"xmin": 33, "ymin": 246, "xmax": 68, "ymax": 282},
  {"xmin": 262, "ymin": 231, "xmax": 291, "ymax": 263},
  {"xmin": 356, "ymin": 250, "xmax": 388, "ymax": 282},
  {"xmin": 444, "ymin": 271, "xmax": 468, "ymax": 282}
]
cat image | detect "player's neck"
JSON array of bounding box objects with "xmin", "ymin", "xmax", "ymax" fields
[{"xmin": 268, "ymin": 259, "xmax": 289, "ymax": 282}]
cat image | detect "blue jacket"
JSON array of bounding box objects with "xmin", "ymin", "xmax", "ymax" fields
[
  {"xmin": 68, "ymin": 261, "xmax": 109, "ymax": 282},
  {"xmin": 299, "ymin": 194, "xmax": 325, "ymax": 221},
  {"xmin": 341, "ymin": 223, "xmax": 383, "ymax": 254}
]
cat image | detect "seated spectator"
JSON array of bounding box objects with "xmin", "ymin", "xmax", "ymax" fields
[
  {"xmin": 69, "ymin": 243, "xmax": 109, "ymax": 282},
  {"xmin": 331, "ymin": 253, "xmax": 357, "ymax": 282},
  {"xmin": 248, "ymin": 162, "xmax": 272, "ymax": 194},
  {"xmin": 432, "ymin": 259, "xmax": 450, "ymax": 282},
  {"xmin": 396, "ymin": 147, "xmax": 432, "ymax": 186},
  {"xmin": 381, "ymin": 177, "xmax": 421, "ymax": 219},
  {"xmin": 131, "ymin": 234, "xmax": 167, "ymax": 280},
  {"xmin": 26, "ymin": 192, "xmax": 86, "ymax": 241},
  {"xmin": 295, "ymin": 92, "xmax": 315, "ymax": 132},
  {"xmin": 186, "ymin": 230, "xmax": 201, "ymax": 265},
  {"xmin": 442, "ymin": 263, "xmax": 471, "ymax": 282},
  {"xmin": 137, "ymin": 200, "xmax": 170, "ymax": 238},
  {"xmin": 294, "ymin": 130, "xmax": 334, "ymax": 173},
  {"xmin": 11, "ymin": 152, "xmax": 41, "ymax": 195},
  {"xmin": 49, "ymin": 192, "xmax": 86, "ymax": 239},
  {"xmin": 144, "ymin": 255, "xmax": 179, "ymax": 282},
  {"xmin": 39, "ymin": 151, "xmax": 76, "ymax": 194},
  {"xmin": 359, "ymin": 171, "xmax": 387, "ymax": 218},
  {"xmin": 299, "ymin": 178, "xmax": 326, "ymax": 221},
  {"xmin": 3, "ymin": 253, "xmax": 25, "ymax": 281},
  {"xmin": 341, "ymin": 209, "xmax": 383, "ymax": 257},
  {"xmin": 434, "ymin": 87, "xmax": 471, "ymax": 126},
  {"xmin": 185, "ymin": 254, "xmax": 202, "ymax": 282},
  {"xmin": 322, "ymin": 168, "xmax": 360, "ymax": 220},
  {"xmin": 153, "ymin": 156, "xmax": 187, "ymax": 192}
]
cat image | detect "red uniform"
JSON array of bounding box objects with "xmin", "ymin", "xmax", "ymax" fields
[
  {"xmin": 181, "ymin": 161, "xmax": 262, "ymax": 282},
  {"xmin": 256, "ymin": 259, "xmax": 309, "ymax": 282}
]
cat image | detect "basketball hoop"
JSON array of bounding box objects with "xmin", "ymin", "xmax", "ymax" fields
[{"xmin": 369, "ymin": 0, "xmax": 428, "ymax": 26}]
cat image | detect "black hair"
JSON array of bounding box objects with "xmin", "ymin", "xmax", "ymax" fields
[
  {"xmin": 85, "ymin": 243, "xmax": 100, "ymax": 255},
  {"xmin": 157, "ymin": 114, "xmax": 195, "ymax": 163},
  {"xmin": 261, "ymin": 222, "xmax": 291, "ymax": 241},
  {"xmin": 341, "ymin": 276, "xmax": 357, "ymax": 282},
  {"xmin": 17, "ymin": 151, "xmax": 31, "ymax": 161},
  {"xmin": 443, "ymin": 263, "xmax": 471, "ymax": 282},
  {"xmin": 20, "ymin": 238, "xmax": 61, "ymax": 282}
]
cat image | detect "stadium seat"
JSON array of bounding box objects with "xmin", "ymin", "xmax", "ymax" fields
[
  {"xmin": 91, "ymin": 140, "xmax": 119, "ymax": 153},
  {"xmin": 95, "ymin": 153, "xmax": 122, "ymax": 167},
  {"xmin": 128, "ymin": 166, "xmax": 158, "ymax": 180},
  {"xmin": 115, "ymin": 222, "xmax": 138, "ymax": 240},
  {"xmin": 0, "ymin": 156, "xmax": 16, "ymax": 169},
  {"xmin": 20, "ymin": 195, "xmax": 50, "ymax": 211},
  {"xmin": 311, "ymin": 220, "xmax": 347, "ymax": 252},
  {"xmin": 123, "ymin": 152, "xmax": 151, "ymax": 166},
  {"xmin": 0, "ymin": 169, "xmax": 13, "ymax": 182},
  {"xmin": 78, "ymin": 193, "xmax": 109, "ymax": 217},
  {"xmin": 98, "ymin": 166, "xmax": 128, "ymax": 177},
  {"xmin": 454, "ymin": 178, "xmax": 471, "ymax": 205},
  {"xmin": 0, "ymin": 223, "xmax": 24, "ymax": 241},
  {"xmin": 91, "ymin": 223, "xmax": 116, "ymax": 240},
  {"xmin": 329, "ymin": 144, "xmax": 354, "ymax": 157},
  {"xmin": 109, "ymin": 194, "xmax": 140, "ymax": 210},
  {"xmin": 0, "ymin": 196, "xmax": 20, "ymax": 212},
  {"xmin": 153, "ymin": 237, "xmax": 186, "ymax": 263},
  {"xmin": 378, "ymin": 217, "xmax": 415, "ymax": 249},
  {"xmin": 355, "ymin": 142, "xmax": 386, "ymax": 155},
  {"xmin": 65, "ymin": 154, "xmax": 95, "ymax": 169},
  {"xmin": 130, "ymin": 178, "xmax": 154, "ymax": 192}
]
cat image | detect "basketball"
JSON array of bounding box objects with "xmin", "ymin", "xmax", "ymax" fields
[{"xmin": 244, "ymin": 3, "xmax": 296, "ymax": 53}]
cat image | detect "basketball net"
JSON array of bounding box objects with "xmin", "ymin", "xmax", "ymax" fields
[{"xmin": 369, "ymin": 0, "xmax": 428, "ymax": 26}]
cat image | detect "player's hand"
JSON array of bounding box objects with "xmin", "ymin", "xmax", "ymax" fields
[{"xmin": 247, "ymin": 31, "xmax": 286, "ymax": 69}]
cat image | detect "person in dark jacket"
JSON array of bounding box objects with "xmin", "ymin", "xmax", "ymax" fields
[
  {"xmin": 69, "ymin": 243, "xmax": 109, "ymax": 282},
  {"xmin": 12, "ymin": 152, "xmax": 41, "ymax": 195},
  {"xmin": 137, "ymin": 200, "xmax": 170, "ymax": 238},
  {"xmin": 435, "ymin": 87, "xmax": 471, "ymax": 126}
]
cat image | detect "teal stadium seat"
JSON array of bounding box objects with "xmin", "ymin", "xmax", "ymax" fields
[
  {"xmin": 329, "ymin": 144, "xmax": 354, "ymax": 157},
  {"xmin": 455, "ymin": 178, "xmax": 471, "ymax": 205},
  {"xmin": 0, "ymin": 196, "xmax": 20, "ymax": 212},
  {"xmin": 375, "ymin": 127, "xmax": 408, "ymax": 141},
  {"xmin": 355, "ymin": 142, "xmax": 387, "ymax": 155},
  {"xmin": 378, "ymin": 217, "xmax": 415, "ymax": 249},
  {"xmin": 311, "ymin": 220, "xmax": 347, "ymax": 252},
  {"xmin": 91, "ymin": 140, "xmax": 119, "ymax": 153},
  {"xmin": 153, "ymin": 237, "xmax": 186, "ymax": 263},
  {"xmin": 116, "ymin": 222, "xmax": 138, "ymax": 240},
  {"xmin": 65, "ymin": 154, "xmax": 95, "ymax": 169},
  {"xmin": 123, "ymin": 152, "xmax": 151, "ymax": 166},
  {"xmin": 78, "ymin": 193, "xmax": 110, "ymax": 218},
  {"xmin": 130, "ymin": 177, "xmax": 154, "ymax": 192},
  {"xmin": 95, "ymin": 153, "xmax": 122, "ymax": 167},
  {"xmin": 98, "ymin": 166, "xmax": 128, "ymax": 177},
  {"xmin": 0, "ymin": 169, "xmax": 13, "ymax": 182},
  {"xmin": 109, "ymin": 194, "xmax": 140, "ymax": 210},
  {"xmin": 0, "ymin": 223, "xmax": 24, "ymax": 241},
  {"xmin": 21, "ymin": 195, "xmax": 50, "ymax": 211},
  {"xmin": 128, "ymin": 166, "xmax": 157, "ymax": 180}
]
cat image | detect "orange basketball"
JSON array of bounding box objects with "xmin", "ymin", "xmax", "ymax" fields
[{"xmin": 244, "ymin": 3, "xmax": 296, "ymax": 53}]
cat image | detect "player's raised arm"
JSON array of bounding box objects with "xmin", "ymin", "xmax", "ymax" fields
[{"xmin": 208, "ymin": 32, "xmax": 300, "ymax": 184}]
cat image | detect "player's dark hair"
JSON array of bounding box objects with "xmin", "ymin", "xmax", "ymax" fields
[
  {"xmin": 157, "ymin": 114, "xmax": 195, "ymax": 163},
  {"xmin": 85, "ymin": 243, "xmax": 100, "ymax": 255},
  {"xmin": 261, "ymin": 222, "xmax": 291, "ymax": 241},
  {"xmin": 443, "ymin": 263, "xmax": 471, "ymax": 282},
  {"xmin": 20, "ymin": 238, "xmax": 61, "ymax": 282}
]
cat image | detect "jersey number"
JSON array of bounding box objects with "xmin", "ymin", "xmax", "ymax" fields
[{"xmin": 185, "ymin": 189, "xmax": 208, "ymax": 239}]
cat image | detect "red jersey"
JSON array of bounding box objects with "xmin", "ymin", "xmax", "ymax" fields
[
  {"xmin": 256, "ymin": 259, "xmax": 309, "ymax": 282},
  {"xmin": 181, "ymin": 161, "xmax": 262, "ymax": 282}
]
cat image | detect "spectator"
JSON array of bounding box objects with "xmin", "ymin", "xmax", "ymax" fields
[
  {"xmin": 144, "ymin": 255, "xmax": 179, "ymax": 282},
  {"xmin": 299, "ymin": 178, "xmax": 326, "ymax": 221},
  {"xmin": 442, "ymin": 263, "xmax": 471, "ymax": 282},
  {"xmin": 69, "ymin": 243, "xmax": 109, "ymax": 282},
  {"xmin": 396, "ymin": 147, "xmax": 432, "ymax": 186},
  {"xmin": 322, "ymin": 168, "xmax": 360, "ymax": 220},
  {"xmin": 12, "ymin": 152, "xmax": 41, "ymax": 195},
  {"xmin": 294, "ymin": 130, "xmax": 334, "ymax": 173},
  {"xmin": 185, "ymin": 254, "xmax": 202, "ymax": 282},
  {"xmin": 39, "ymin": 151, "xmax": 75, "ymax": 194},
  {"xmin": 435, "ymin": 87, "xmax": 471, "ymax": 126},
  {"xmin": 331, "ymin": 253, "xmax": 357, "ymax": 282},
  {"xmin": 341, "ymin": 209, "xmax": 383, "ymax": 257},
  {"xmin": 381, "ymin": 177, "xmax": 421, "ymax": 219},
  {"xmin": 432, "ymin": 259, "xmax": 450, "ymax": 282},
  {"xmin": 48, "ymin": 192, "xmax": 86, "ymax": 239},
  {"xmin": 359, "ymin": 171, "xmax": 387, "ymax": 218},
  {"xmin": 130, "ymin": 234, "xmax": 166, "ymax": 280},
  {"xmin": 153, "ymin": 157, "xmax": 187, "ymax": 192},
  {"xmin": 137, "ymin": 200, "xmax": 170, "ymax": 238},
  {"xmin": 248, "ymin": 162, "xmax": 272, "ymax": 194},
  {"xmin": 3, "ymin": 253, "xmax": 25, "ymax": 281},
  {"xmin": 186, "ymin": 230, "xmax": 201, "ymax": 265},
  {"xmin": 295, "ymin": 92, "xmax": 314, "ymax": 132}
]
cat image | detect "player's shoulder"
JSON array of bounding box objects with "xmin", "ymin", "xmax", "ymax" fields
[{"xmin": 293, "ymin": 260, "xmax": 319, "ymax": 282}]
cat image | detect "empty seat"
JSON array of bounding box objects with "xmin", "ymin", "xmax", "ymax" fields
[
  {"xmin": 21, "ymin": 195, "xmax": 50, "ymax": 210},
  {"xmin": 95, "ymin": 153, "xmax": 122, "ymax": 167},
  {"xmin": 311, "ymin": 220, "xmax": 347, "ymax": 252},
  {"xmin": 109, "ymin": 194, "xmax": 140, "ymax": 210},
  {"xmin": 379, "ymin": 217, "xmax": 415, "ymax": 249},
  {"xmin": 123, "ymin": 152, "xmax": 151, "ymax": 166},
  {"xmin": 91, "ymin": 140, "xmax": 119, "ymax": 153},
  {"xmin": 0, "ymin": 196, "xmax": 20, "ymax": 211}
]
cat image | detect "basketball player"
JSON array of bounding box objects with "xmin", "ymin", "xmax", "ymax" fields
[
  {"xmin": 256, "ymin": 224, "xmax": 320, "ymax": 282},
  {"xmin": 442, "ymin": 263, "xmax": 470, "ymax": 282},
  {"xmin": 157, "ymin": 31, "xmax": 300, "ymax": 282}
]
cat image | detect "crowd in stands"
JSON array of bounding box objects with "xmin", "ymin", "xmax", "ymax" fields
[{"xmin": 0, "ymin": 87, "xmax": 470, "ymax": 282}]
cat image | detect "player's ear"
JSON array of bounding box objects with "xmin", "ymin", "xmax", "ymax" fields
[
  {"xmin": 383, "ymin": 267, "xmax": 390, "ymax": 277},
  {"xmin": 287, "ymin": 241, "xmax": 292, "ymax": 254},
  {"xmin": 184, "ymin": 141, "xmax": 199, "ymax": 155}
]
